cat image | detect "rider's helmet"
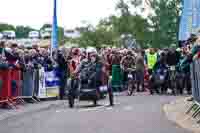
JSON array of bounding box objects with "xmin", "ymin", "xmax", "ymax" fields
[
  {"xmin": 176, "ymin": 48, "xmax": 181, "ymax": 52},
  {"xmin": 86, "ymin": 47, "xmax": 97, "ymax": 54},
  {"xmin": 72, "ymin": 48, "xmax": 80, "ymax": 56},
  {"xmin": 127, "ymin": 50, "xmax": 133, "ymax": 56},
  {"xmin": 86, "ymin": 47, "xmax": 97, "ymax": 60}
]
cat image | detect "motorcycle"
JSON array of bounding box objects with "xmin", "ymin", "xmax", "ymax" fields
[
  {"xmin": 150, "ymin": 67, "xmax": 168, "ymax": 94},
  {"xmin": 67, "ymin": 63, "xmax": 114, "ymax": 108},
  {"xmin": 168, "ymin": 65, "xmax": 177, "ymax": 95},
  {"xmin": 126, "ymin": 68, "xmax": 137, "ymax": 96}
]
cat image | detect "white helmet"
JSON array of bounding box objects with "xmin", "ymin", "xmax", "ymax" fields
[
  {"xmin": 86, "ymin": 47, "xmax": 97, "ymax": 54},
  {"xmin": 5, "ymin": 47, "xmax": 12, "ymax": 53}
]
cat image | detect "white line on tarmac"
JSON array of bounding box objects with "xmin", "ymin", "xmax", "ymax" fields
[
  {"xmin": 123, "ymin": 106, "xmax": 133, "ymax": 111},
  {"xmin": 78, "ymin": 106, "xmax": 105, "ymax": 112}
]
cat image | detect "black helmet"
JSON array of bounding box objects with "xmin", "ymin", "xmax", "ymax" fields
[{"xmin": 127, "ymin": 50, "xmax": 133, "ymax": 55}]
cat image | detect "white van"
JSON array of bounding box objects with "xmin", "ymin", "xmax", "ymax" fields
[
  {"xmin": 40, "ymin": 28, "xmax": 52, "ymax": 39},
  {"xmin": 3, "ymin": 30, "xmax": 16, "ymax": 39},
  {"xmin": 29, "ymin": 31, "xmax": 40, "ymax": 39},
  {"xmin": 0, "ymin": 33, "xmax": 3, "ymax": 39}
]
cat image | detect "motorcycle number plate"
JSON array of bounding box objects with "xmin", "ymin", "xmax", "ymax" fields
[
  {"xmin": 100, "ymin": 86, "xmax": 108, "ymax": 92},
  {"xmin": 128, "ymin": 74, "xmax": 133, "ymax": 78},
  {"xmin": 170, "ymin": 66, "xmax": 176, "ymax": 71},
  {"xmin": 160, "ymin": 75, "xmax": 165, "ymax": 80}
]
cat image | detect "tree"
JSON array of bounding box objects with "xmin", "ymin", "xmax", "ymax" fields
[
  {"xmin": 58, "ymin": 27, "xmax": 64, "ymax": 45},
  {"xmin": 75, "ymin": 23, "xmax": 119, "ymax": 48},
  {"xmin": 15, "ymin": 26, "xmax": 36, "ymax": 38},
  {"xmin": 40, "ymin": 23, "xmax": 64, "ymax": 45},
  {"xmin": 105, "ymin": 0, "xmax": 152, "ymax": 48},
  {"xmin": 0, "ymin": 23, "xmax": 15, "ymax": 32},
  {"xmin": 145, "ymin": 0, "xmax": 182, "ymax": 48},
  {"xmin": 40, "ymin": 24, "xmax": 52, "ymax": 31}
]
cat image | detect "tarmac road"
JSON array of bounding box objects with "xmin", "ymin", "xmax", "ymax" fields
[{"xmin": 0, "ymin": 95, "xmax": 192, "ymax": 133}]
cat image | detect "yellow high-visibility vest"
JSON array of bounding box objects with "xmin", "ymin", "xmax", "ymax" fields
[{"xmin": 147, "ymin": 53, "xmax": 157, "ymax": 69}]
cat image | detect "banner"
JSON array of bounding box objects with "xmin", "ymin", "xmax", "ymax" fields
[
  {"xmin": 45, "ymin": 68, "xmax": 60, "ymax": 97},
  {"xmin": 38, "ymin": 68, "xmax": 46, "ymax": 98},
  {"xmin": 179, "ymin": 0, "xmax": 200, "ymax": 41}
]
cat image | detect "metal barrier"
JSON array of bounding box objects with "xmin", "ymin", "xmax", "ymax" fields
[
  {"xmin": 0, "ymin": 68, "xmax": 23, "ymax": 108},
  {"xmin": 191, "ymin": 59, "xmax": 200, "ymax": 103},
  {"xmin": 22, "ymin": 69, "xmax": 35, "ymax": 98},
  {"xmin": 0, "ymin": 66, "xmax": 66, "ymax": 109}
]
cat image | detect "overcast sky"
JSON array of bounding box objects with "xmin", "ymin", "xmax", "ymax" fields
[{"xmin": 0, "ymin": 0, "xmax": 119, "ymax": 29}]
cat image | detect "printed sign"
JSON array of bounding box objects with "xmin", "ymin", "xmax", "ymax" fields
[
  {"xmin": 38, "ymin": 68, "xmax": 46, "ymax": 98},
  {"xmin": 45, "ymin": 68, "xmax": 60, "ymax": 97}
]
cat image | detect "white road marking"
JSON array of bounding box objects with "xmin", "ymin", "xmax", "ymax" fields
[
  {"xmin": 56, "ymin": 110, "xmax": 61, "ymax": 113},
  {"xmin": 78, "ymin": 106, "xmax": 105, "ymax": 112},
  {"xmin": 105, "ymin": 107, "xmax": 113, "ymax": 110},
  {"xmin": 123, "ymin": 106, "xmax": 133, "ymax": 111}
]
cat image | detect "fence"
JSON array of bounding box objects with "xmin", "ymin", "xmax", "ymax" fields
[
  {"xmin": 191, "ymin": 59, "xmax": 200, "ymax": 103},
  {"xmin": 0, "ymin": 67, "xmax": 61, "ymax": 108}
]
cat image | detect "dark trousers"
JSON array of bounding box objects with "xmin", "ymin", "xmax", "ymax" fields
[
  {"xmin": 60, "ymin": 70, "xmax": 67, "ymax": 100},
  {"xmin": 136, "ymin": 69, "xmax": 144, "ymax": 91},
  {"xmin": 183, "ymin": 72, "xmax": 192, "ymax": 94}
]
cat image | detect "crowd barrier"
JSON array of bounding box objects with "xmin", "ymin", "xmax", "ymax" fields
[
  {"xmin": 0, "ymin": 67, "xmax": 61, "ymax": 109},
  {"xmin": 0, "ymin": 68, "xmax": 23, "ymax": 108},
  {"xmin": 191, "ymin": 59, "xmax": 200, "ymax": 104}
]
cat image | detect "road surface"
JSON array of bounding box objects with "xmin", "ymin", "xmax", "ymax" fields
[{"xmin": 0, "ymin": 95, "xmax": 191, "ymax": 133}]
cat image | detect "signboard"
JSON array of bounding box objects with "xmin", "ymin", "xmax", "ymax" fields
[
  {"xmin": 38, "ymin": 68, "xmax": 46, "ymax": 98},
  {"xmin": 45, "ymin": 68, "xmax": 60, "ymax": 97},
  {"xmin": 179, "ymin": 0, "xmax": 200, "ymax": 41}
]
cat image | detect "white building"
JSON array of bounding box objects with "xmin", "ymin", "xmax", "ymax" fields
[{"xmin": 64, "ymin": 29, "xmax": 81, "ymax": 39}]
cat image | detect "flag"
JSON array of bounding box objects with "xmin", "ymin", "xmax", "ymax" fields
[{"xmin": 51, "ymin": 0, "xmax": 58, "ymax": 55}]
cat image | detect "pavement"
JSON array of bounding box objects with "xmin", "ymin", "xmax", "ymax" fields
[
  {"xmin": 164, "ymin": 97, "xmax": 200, "ymax": 133},
  {"xmin": 0, "ymin": 94, "xmax": 193, "ymax": 133},
  {"xmin": 0, "ymin": 100, "xmax": 66, "ymax": 121}
]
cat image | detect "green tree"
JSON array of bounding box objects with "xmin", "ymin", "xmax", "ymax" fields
[
  {"xmin": 40, "ymin": 24, "xmax": 52, "ymax": 31},
  {"xmin": 76, "ymin": 23, "xmax": 118, "ymax": 48},
  {"xmin": 107, "ymin": 0, "xmax": 152, "ymax": 48},
  {"xmin": 145, "ymin": 0, "xmax": 182, "ymax": 48},
  {"xmin": 0, "ymin": 23, "xmax": 15, "ymax": 32},
  {"xmin": 40, "ymin": 24, "xmax": 64, "ymax": 45},
  {"xmin": 15, "ymin": 26, "xmax": 36, "ymax": 38}
]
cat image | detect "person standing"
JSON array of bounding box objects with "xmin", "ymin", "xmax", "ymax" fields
[
  {"xmin": 135, "ymin": 50, "xmax": 145, "ymax": 92},
  {"xmin": 57, "ymin": 50, "xmax": 69, "ymax": 100},
  {"xmin": 145, "ymin": 48, "xmax": 159, "ymax": 75}
]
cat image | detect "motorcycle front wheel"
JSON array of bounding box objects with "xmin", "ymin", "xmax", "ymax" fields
[
  {"xmin": 127, "ymin": 82, "xmax": 134, "ymax": 96},
  {"xmin": 68, "ymin": 95, "xmax": 75, "ymax": 108},
  {"xmin": 108, "ymin": 92, "xmax": 114, "ymax": 106}
]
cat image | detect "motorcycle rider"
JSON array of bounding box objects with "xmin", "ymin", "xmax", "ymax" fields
[
  {"xmin": 149, "ymin": 52, "xmax": 168, "ymax": 94},
  {"xmin": 120, "ymin": 50, "xmax": 136, "ymax": 93},
  {"xmin": 166, "ymin": 45, "xmax": 182, "ymax": 95},
  {"xmin": 74, "ymin": 47, "xmax": 97, "ymax": 84},
  {"xmin": 69, "ymin": 48, "xmax": 81, "ymax": 76}
]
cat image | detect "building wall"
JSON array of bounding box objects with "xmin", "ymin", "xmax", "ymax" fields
[{"xmin": 179, "ymin": 0, "xmax": 200, "ymax": 40}]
